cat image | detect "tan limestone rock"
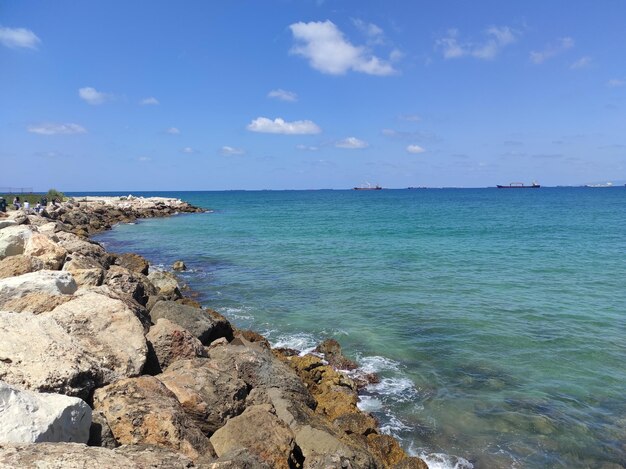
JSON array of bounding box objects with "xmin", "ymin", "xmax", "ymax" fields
[
  {"xmin": 146, "ymin": 318, "xmax": 207, "ymax": 373},
  {"xmin": 23, "ymin": 233, "xmax": 67, "ymax": 270},
  {"xmin": 0, "ymin": 254, "xmax": 44, "ymax": 279}
]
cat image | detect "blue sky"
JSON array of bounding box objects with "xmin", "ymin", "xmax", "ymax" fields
[{"xmin": 1, "ymin": 0, "xmax": 625, "ymax": 190}]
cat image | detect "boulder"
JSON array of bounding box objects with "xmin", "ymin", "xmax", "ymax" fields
[
  {"xmin": 0, "ymin": 311, "xmax": 97, "ymax": 399},
  {"xmin": 145, "ymin": 318, "xmax": 207, "ymax": 373},
  {"xmin": 0, "ymin": 270, "xmax": 77, "ymax": 309},
  {"xmin": 0, "ymin": 381, "xmax": 91, "ymax": 444},
  {"xmin": 157, "ymin": 358, "xmax": 248, "ymax": 434},
  {"xmin": 46, "ymin": 292, "xmax": 148, "ymax": 385},
  {"xmin": 1, "ymin": 293, "xmax": 72, "ymax": 314},
  {"xmin": 23, "ymin": 233, "xmax": 67, "ymax": 269},
  {"xmin": 315, "ymin": 338, "xmax": 358, "ymax": 370},
  {"xmin": 63, "ymin": 253, "xmax": 104, "ymax": 270},
  {"xmin": 75, "ymin": 285, "xmax": 151, "ymax": 332},
  {"xmin": 115, "ymin": 252, "xmax": 149, "ymax": 275},
  {"xmin": 0, "ymin": 443, "xmax": 196, "ymax": 468},
  {"xmin": 151, "ymin": 301, "xmax": 233, "ymax": 345},
  {"xmin": 55, "ymin": 231, "xmax": 114, "ymax": 268},
  {"xmin": 208, "ymin": 448, "xmax": 271, "ymax": 468},
  {"xmin": 0, "ymin": 220, "xmax": 17, "ymax": 229},
  {"xmin": 88, "ymin": 410, "xmax": 118, "ymax": 449},
  {"xmin": 104, "ymin": 265, "xmax": 155, "ymax": 306},
  {"xmin": 69, "ymin": 268, "xmax": 104, "ymax": 287},
  {"xmin": 172, "ymin": 260, "xmax": 187, "ymax": 271},
  {"xmin": 333, "ymin": 412, "xmax": 379, "ymax": 437},
  {"xmin": 0, "ymin": 225, "xmax": 33, "ymax": 259},
  {"xmin": 148, "ymin": 270, "xmax": 182, "ymax": 299},
  {"xmin": 93, "ymin": 376, "xmax": 214, "ymax": 461},
  {"xmin": 366, "ymin": 434, "xmax": 417, "ymax": 468},
  {"xmin": 210, "ymin": 405, "xmax": 298, "ymax": 469},
  {"xmin": 0, "ymin": 254, "xmax": 44, "ymax": 279}
]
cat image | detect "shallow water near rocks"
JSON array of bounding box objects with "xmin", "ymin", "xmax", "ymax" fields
[{"xmin": 89, "ymin": 188, "xmax": 626, "ymax": 468}]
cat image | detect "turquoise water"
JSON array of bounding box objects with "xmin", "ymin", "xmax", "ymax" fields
[{"xmin": 91, "ymin": 188, "xmax": 626, "ymax": 468}]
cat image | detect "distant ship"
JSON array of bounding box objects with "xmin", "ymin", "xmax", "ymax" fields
[
  {"xmin": 584, "ymin": 182, "xmax": 613, "ymax": 188},
  {"xmin": 497, "ymin": 182, "xmax": 540, "ymax": 189},
  {"xmin": 353, "ymin": 183, "xmax": 382, "ymax": 191}
]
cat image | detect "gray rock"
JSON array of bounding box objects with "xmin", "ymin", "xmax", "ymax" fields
[
  {"xmin": 88, "ymin": 410, "xmax": 119, "ymax": 449},
  {"xmin": 0, "ymin": 225, "xmax": 33, "ymax": 259},
  {"xmin": 148, "ymin": 270, "xmax": 182, "ymax": 299},
  {"xmin": 0, "ymin": 270, "xmax": 77, "ymax": 309},
  {"xmin": 146, "ymin": 318, "xmax": 207, "ymax": 373}
]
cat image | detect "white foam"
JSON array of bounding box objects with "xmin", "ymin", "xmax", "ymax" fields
[
  {"xmin": 357, "ymin": 395, "xmax": 383, "ymax": 412},
  {"xmin": 219, "ymin": 307, "xmax": 253, "ymax": 321},
  {"xmin": 366, "ymin": 377, "xmax": 419, "ymax": 402},
  {"xmin": 378, "ymin": 413, "xmax": 413, "ymax": 435},
  {"xmin": 356, "ymin": 355, "xmax": 402, "ymax": 374},
  {"xmin": 269, "ymin": 332, "xmax": 318, "ymax": 354},
  {"xmin": 418, "ymin": 452, "xmax": 474, "ymax": 469}
]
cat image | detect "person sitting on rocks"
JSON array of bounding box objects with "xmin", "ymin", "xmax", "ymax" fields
[
  {"xmin": 13, "ymin": 196, "xmax": 20, "ymax": 210},
  {"xmin": 35, "ymin": 201, "xmax": 42, "ymax": 214},
  {"xmin": 23, "ymin": 200, "xmax": 30, "ymax": 213}
]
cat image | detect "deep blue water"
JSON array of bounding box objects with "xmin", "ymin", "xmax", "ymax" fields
[{"xmin": 88, "ymin": 188, "xmax": 626, "ymax": 469}]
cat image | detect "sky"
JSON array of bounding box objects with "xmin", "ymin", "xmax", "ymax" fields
[{"xmin": 1, "ymin": 0, "xmax": 625, "ymax": 191}]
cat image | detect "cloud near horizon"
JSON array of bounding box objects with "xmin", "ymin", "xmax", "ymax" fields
[
  {"xmin": 78, "ymin": 87, "xmax": 111, "ymax": 105},
  {"xmin": 437, "ymin": 26, "xmax": 517, "ymax": 60},
  {"xmin": 335, "ymin": 137, "xmax": 368, "ymax": 149},
  {"xmin": 530, "ymin": 37, "xmax": 574, "ymax": 64},
  {"xmin": 0, "ymin": 26, "xmax": 40, "ymax": 49},
  {"xmin": 289, "ymin": 20, "xmax": 396, "ymax": 75},
  {"xmin": 247, "ymin": 117, "xmax": 321, "ymax": 134},
  {"xmin": 268, "ymin": 89, "xmax": 298, "ymax": 102},
  {"xmin": 27, "ymin": 123, "xmax": 86, "ymax": 135},
  {"xmin": 221, "ymin": 146, "xmax": 245, "ymax": 155},
  {"xmin": 406, "ymin": 144, "xmax": 426, "ymax": 154},
  {"xmin": 140, "ymin": 97, "xmax": 159, "ymax": 105}
]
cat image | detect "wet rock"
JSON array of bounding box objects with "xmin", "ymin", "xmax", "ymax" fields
[
  {"xmin": 115, "ymin": 252, "xmax": 150, "ymax": 275},
  {"xmin": 145, "ymin": 318, "xmax": 207, "ymax": 373},
  {"xmin": 93, "ymin": 375, "xmax": 214, "ymax": 461},
  {"xmin": 0, "ymin": 270, "xmax": 77, "ymax": 310},
  {"xmin": 158, "ymin": 358, "xmax": 248, "ymax": 434},
  {"xmin": 0, "ymin": 381, "xmax": 92, "ymax": 443},
  {"xmin": 210, "ymin": 405, "xmax": 298, "ymax": 469},
  {"xmin": 151, "ymin": 301, "xmax": 233, "ymax": 345},
  {"xmin": 0, "ymin": 225, "xmax": 33, "ymax": 259},
  {"xmin": 172, "ymin": 260, "xmax": 187, "ymax": 271},
  {"xmin": 365, "ymin": 434, "xmax": 412, "ymax": 467},
  {"xmin": 23, "ymin": 233, "xmax": 67, "ymax": 270},
  {"xmin": 392, "ymin": 457, "xmax": 430, "ymax": 469},
  {"xmin": 0, "ymin": 254, "xmax": 45, "ymax": 279},
  {"xmin": 315, "ymin": 338, "xmax": 358, "ymax": 371},
  {"xmin": 0, "ymin": 311, "xmax": 97, "ymax": 399}
]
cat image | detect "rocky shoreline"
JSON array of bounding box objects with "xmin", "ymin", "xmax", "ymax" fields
[{"xmin": 0, "ymin": 196, "xmax": 428, "ymax": 468}]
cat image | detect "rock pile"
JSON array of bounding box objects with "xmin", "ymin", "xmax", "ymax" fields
[{"xmin": 0, "ymin": 197, "xmax": 428, "ymax": 468}]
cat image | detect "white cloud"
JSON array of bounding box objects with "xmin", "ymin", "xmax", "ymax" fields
[
  {"xmin": 78, "ymin": 87, "xmax": 111, "ymax": 105},
  {"xmin": 221, "ymin": 146, "xmax": 245, "ymax": 155},
  {"xmin": 165, "ymin": 127, "xmax": 180, "ymax": 135},
  {"xmin": 27, "ymin": 123, "xmax": 86, "ymax": 135},
  {"xmin": 335, "ymin": 137, "xmax": 368, "ymax": 149},
  {"xmin": 0, "ymin": 26, "xmax": 40, "ymax": 49},
  {"xmin": 296, "ymin": 144, "xmax": 319, "ymax": 151},
  {"xmin": 268, "ymin": 89, "xmax": 298, "ymax": 102},
  {"xmin": 607, "ymin": 78, "xmax": 625, "ymax": 87},
  {"xmin": 570, "ymin": 56, "xmax": 591, "ymax": 69},
  {"xmin": 406, "ymin": 144, "xmax": 426, "ymax": 154},
  {"xmin": 530, "ymin": 37, "xmax": 574, "ymax": 64},
  {"xmin": 352, "ymin": 19, "xmax": 384, "ymax": 44},
  {"xmin": 138, "ymin": 156, "xmax": 151, "ymax": 162},
  {"xmin": 182, "ymin": 147, "xmax": 194, "ymax": 154},
  {"xmin": 289, "ymin": 20, "xmax": 396, "ymax": 75},
  {"xmin": 399, "ymin": 114, "xmax": 421, "ymax": 122},
  {"xmin": 436, "ymin": 26, "xmax": 518, "ymax": 60},
  {"xmin": 140, "ymin": 97, "xmax": 159, "ymax": 105},
  {"xmin": 247, "ymin": 117, "xmax": 321, "ymax": 135}
]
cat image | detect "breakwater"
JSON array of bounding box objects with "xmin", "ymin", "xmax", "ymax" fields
[{"xmin": 0, "ymin": 196, "xmax": 428, "ymax": 468}]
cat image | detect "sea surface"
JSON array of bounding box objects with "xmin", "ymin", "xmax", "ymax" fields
[{"xmin": 88, "ymin": 188, "xmax": 626, "ymax": 469}]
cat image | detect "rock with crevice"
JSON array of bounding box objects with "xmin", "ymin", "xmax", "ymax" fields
[
  {"xmin": 1, "ymin": 292, "xmax": 72, "ymax": 314},
  {"xmin": 148, "ymin": 270, "xmax": 182, "ymax": 299},
  {"xmin": 0, "ymin": 270, "xmax": 77, "ymax": 310},
  {"xmin": 145, "ymin": 318, "xmax": 207, "ymax": 373},
  {"xmin": 151, "ymin": 301, "xmax": 233, "ymax": 345},
  {"xmin": 0, "ymin": 254, "xmax": 45, "ymax": 279},
  {"xmin": 115, "ymin": 252, "xmax": 150, "ymax": 275},
  {"xmin": 23, "ymin": 233, "xmax": 67, "ymax": 270},
  {"xmin": 105, "ymin": 265, "xmax": 155, "ymax": 306}
]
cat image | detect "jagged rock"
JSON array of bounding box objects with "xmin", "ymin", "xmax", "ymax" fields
[
  {"xmin": 105, "ymin": 265, "xmax": 155, "ymax": 306},
  {"xmin": 148, "ymin": 271, "xmax": 182, "ymax": 299},
  {"xmin": 55, "ymin": 231, "xmax": 114, "ymax": 268},
  {"xmin": 63, "ymin": 253, "xmax": 104, "ymax": 270},
  {"xmin": 0, "ymin": 443, "xmax": 196, "ymax": 468},
  {"xmin": 93, "ymin": 376, "xmax": 214, "ymax": 461},
  {"xmin": 177, "ymin": 297, "xmax": 203, "ymax": 308},
  {"xmin": 0, "ymin": 220, "xmax": 17, "ymax": 229},
  {"xmin": 151, "ymin": 301, "xmax": 233, "ymax": 345},
  {"xmin": 333, "ymin": 412, "xmax": 378, "ymax": 436},
  {"xmin": 9, "ymin": 211, "xmax": 29, "ymax": 225},
  {"xmin": 145, "ymin": 318, "xmax": 207, "ymax": 373},
  {"xmin": 0, "ymin": 270, "xmax": 77, "ymax": 310},
  {"xmin": 315, "ymin": 339, "xmax": 358, "ymax": 371},
  {"xmin": 392, "ymin": 457, "xmax": 430, "ymax": 469},
  {"xmin": 23, "ymin": 233, "xmax": 67, "ymax": 269},
  {"xmin": 0, "ymin": 254, "xmax": 44, "ymax": 279},
  {"xmin": 210, "ymin": 405, "xmax": 298, "ymax": 469},
  {"xmin": 235, "ymin": 330, "xmax": 271, "ymax": 350},
  {"xmin": 76, "ymin": 285, "xmax": 151, "ymax": 332},
  {"xmin": 0, "ymin": 381, "xmax": 92, "ymax": 444},
  {"xmin": 157, "ymin": 358, "xmax": 248, "ymax": 434},
  {"xmin": 0, "ymin": 225, "xmax": 33, "ymax": 259},
  {"xmin": 208, "ymin": 448, "xmax": 271, "ymax": 468},
  {"xmin": 172, "ymin": 260, "xmax": 187, "ymax": 271},
  {"xmin": 2, "ymin": 293, "xmax": 72, "ymax": 314},
  {"xmin": 88, "ymin": 410, "xmax": 118, "ymax": 449},
  {"xmin": 69, "ymin": 268, "xmax": 104, "ymax": 287},
  {"xmin": 46, "ymin": 292, "xmax": 147, "ymax": 385},
  {"xmin": 0, "ymin": 311, "xmax": 97, "ymax": 399},
  {"xmin": 115, "ymin": 252, "xmax": 150, "ymax": 275},
  {"xmin": 366, "ymin": 434, "xmax": 413, "ymax": 468}
]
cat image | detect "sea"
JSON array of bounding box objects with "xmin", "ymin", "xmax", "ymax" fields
[{"xmin": 85, "ymin": 188, "xmax": 626, "ymax": 469}]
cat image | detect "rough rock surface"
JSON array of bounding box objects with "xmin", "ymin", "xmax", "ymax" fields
[
  {"xmin": 115, "ymin": 252, "xmax": 150, "ymax": 275},
  {"xmin": 88, "ymin": 410, "xmax": 118, "ymax": 449},
  {"xmin": 157, "ymin": 358, "xmax": 248, "ymax": 434},
  {"xmin": 93, "ymin": 376, "xmax": 214, "ymax": 461},
  {"xmin": 1, "ymin": 293, "xmax": 72, "ymax": 314},
  {"xmin": 210, "ymin": 405, "xmax": 298, "ymax": 469},
  {"xmin": 151, "ymin": 301, "xmax": 233, "ymax": 345},
  {"xmin": 146, "ymin": 318, "xmax": 207, "ymax": 373},
  {"xmin": 0, "ymin": 312, "xmax": 97, "ymax": 398},
  {"xmin": 148, "ymin": 271, "xmax": 182, "ymax": 299},
  {"xmin": 0, "ymin": 225, "xmax": 33, "ymax": 259},
  {"xmin": 172, "ymin": 260, "xmax": 187, "ymax": 271},
  {"xmin": 0, "ymin": 381, "xmax": 91, "ymax": 444},
  {"xmin": 23, "ymin": 233, "xmax": 67, "ymax": 270},
  {"xmin": 105, "ymin": 265, "xmax": 155, "ymax": 306},
  {"xmin": 0, "ymin": 255, "xmax": 44, "ymax": 279},
  {"xmin": 315, "ymin": 338, "xmax": 358, "ymax": 370},
  {"xmin": 46, "ymin": 292, "xmax": 148, "ymax": 385},
  {"xmin": 0, "ymin": 270, "xmax": 77, "ymax": 309}
]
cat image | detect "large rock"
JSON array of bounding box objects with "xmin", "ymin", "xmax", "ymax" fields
[
  {"xmin": 105, "ymin": 265, "xmax": 155, "ymax": 306},
  {"xmin": 0, "ymin": 443, "xmax": 196, "ymax": 468},
  {"xmin": 55, "ymin": 231, "xmax": 114, "ymax": 268},
  {"xmin": 115, "ymin": 252, "xmax": 149, "ymax": 275},
  {"xmin": 46, "ymin": 292, "xmax": 147, "ymax": 385},
  {"xmin": 148, "ymin": 271, "xmax": 182, "ymax": 299},
  {"xmin": 151, "ymin": 301, "xmax": 233, "ymax": 345},
  {"xmin": 1, "ymin": 293, "xmax": 72, "ymax": 314},
  {"xmin": 93, "ymin": 376, "xmax": 214, "ymax": 461},
  {"xmin": 0, "ymin": 381, "xmax": 91, "ymax": 444},
  {"xmin": 0, "ymin": 254, "xmax": 44, "ymax": 279},
  {"xmin": 157, "ymin": 358, "xmax": 248, "ymax": 434},
  {"xmin": 0, "ymin": 270, "xmax": 77, "ymax": 309},
  {"xmin": 314, "ymin": 338, "xmax": 358, "ymax": 370},
  {"xmin": 0, "ymin": 225, "xmax": 33, "ymax": 259},
  {"xmin": 63, "ymin": 254, "xmax": 105, "ymax": 287},
  {"xmin": 145, "ymin": 318, "xmax": 207, "ymax": 373},
  {"xmin": 0, "ymin": 220, "xmax": 17, "ymax": 229},
  {"xmin": 210, "ymin": 405, "xmax": 298, "ymax": 469},
  {"xmin": 0, "ymin": 311, "xmax": 97, "ymax": 398},
  {"xmin": 23, "ymin": 233, "xmax": 67, "ymax": 270}
]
